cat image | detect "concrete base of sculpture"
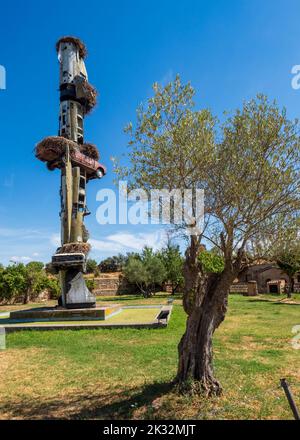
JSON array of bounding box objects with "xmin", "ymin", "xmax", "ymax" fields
[
  {"xmin": 10, "ymin": 305, "xmax": 121, "ymax": 321},
  {"xmin": 4, "ymin": 305, "xmax": 173, "ymax": 332},
  {"xmin": 65, "ymin": 271, "xmax": 96, "ymax": 309}
]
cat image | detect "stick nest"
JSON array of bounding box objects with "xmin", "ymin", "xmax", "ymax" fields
[
  {"xmin": 35, "ymin": 136, "xmax": 77, "ymax": 162},
  {"xmin": 56, "ymin": 36, "xmax": 87, "ymax": 59},
  {"xmin": 80, "ymin": 143, "xmax": 100, "ymax": 160},
  {"xmin": 57, "ymin": 242, "xmax": 91, "ymax": 255},
  {"xmin": 80, "ymin": 81, "xmax": 97, "ymax": 114}
]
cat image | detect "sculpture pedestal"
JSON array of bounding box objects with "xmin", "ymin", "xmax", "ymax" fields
[
  {"xmin": 10, "ymin": 305, "xmax": 121, "ymax": 321},
  {"xmin": 65, "ymin": 271, "xmax": 96, "ymax": 309},
  {"xmin": 60, "ymin": 270, "xmax": 96, "ymax": 309}
]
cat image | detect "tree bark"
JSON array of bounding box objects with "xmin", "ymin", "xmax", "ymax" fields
[
  {"xmin": 176, "ymin": 260, "xmax": 235, "ymax": 395},
  {"xmin": 182, "ymin": 235, "xmax": 203, "ymax": 314},
  {"xmin": 23, "ymin": 289, "xmax": 30, "ymax": 304},
  {"xmin": 287, "ymin": 276, "xmax": 294, "ymax": 298}
]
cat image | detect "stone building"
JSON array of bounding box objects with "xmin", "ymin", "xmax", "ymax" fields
[{"xmin": 237, "ymin": 263, "xmax": 300, "ymax": 294}]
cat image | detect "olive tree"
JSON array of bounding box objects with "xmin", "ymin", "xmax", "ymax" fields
[
  {"xmin": 124, "ymin": 247, "xmax": 167, "ymax": 297},
  {"xmin": 159, "ymin": 243, "xmax": 184, "ymax": 294},
  {"xmin": 115, "ymin": 76, "xmax": 300, "ymax": 395},
  {"xmin": 271, "ymin": 232, "xmax": 300, "ymax": 297}
]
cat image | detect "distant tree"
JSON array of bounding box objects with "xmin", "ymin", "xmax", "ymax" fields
[
  {"xmin": 99, "ymin": 254, "xmax": 130, "ymax": 272},
  {"xmin": 0, "ymin": 263, "xmax": 27, "ymax": 303},
  {"xmin": 159, "ymin": 243, "xmax": 184, "ymax": 294},
  {"xmin": 43, "ymin": 276, "xmax": 60, "ymax": 299},
  {"xmin": 86, "ymin": 259, "xmax": 99, "ymax": 276},
  {"xmin": 45, "ymin": 262, "xmax": 58, "ymax": 275},
  {"xmin": 86, "ymin": 278, "xmax": 96, "ymax": 292},
  {"xmin": 0, "ymin": 261, "xmax": 59, "ymax": 304},
  {"xmin": 23, "ymin": 261, "xmax": 48, "ymax": 304},
  {"xmin": 26, "ymin": 261, "xmax": 44, "ymax": 272},
  {"xmin": 124, "ymin": 247, "xmax": 167, "ymax": 297},
  {"xmin": 276, "ymin": 245, "xmax": 300, "ymax": 297}
]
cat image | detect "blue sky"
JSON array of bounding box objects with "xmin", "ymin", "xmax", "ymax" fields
[{"xmin": 1, "ymin": 0, "xmax": 300, "ymax": 265}]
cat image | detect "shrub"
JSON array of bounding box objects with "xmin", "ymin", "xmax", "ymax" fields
[
  {"xmin": 159, "ymin": 244, "xmax": 184, "ymax": 294},
  {"xmin": 86, "ymin": 259, "xmax": 99, "ymax": 275},
  {"xmin": 124, "ymin": 247, "xmax": 167, "ymax": 297},
  {"xmin": 0, "ymin": 262, "xmax": 60, "ymax": 304},
  {"xmin": 198, "ymin": 250, "xmax": 225, "ymax": 273},
  {"xmin": 86, "ymin": 278, "xmax": 96, "ymax": 292}
]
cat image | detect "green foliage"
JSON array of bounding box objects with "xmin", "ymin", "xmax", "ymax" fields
[
  {"xmin": 99, "ymin": 254, "xmax": 126, "ymax": 272},
  {"xmin": 26, "ymin": 261, "xmax": 44, "ymax": 272},
  {"xmin": 277, "ymin": 254, "xmax": 300, "ymax": 278},
  {"xmin": 0, "ymin": 261, "xmax": 59, "ymax": 304},
  {"xmin": 115, "ymin": 76, "xmax": 300, "ymax": 265},
  {"xmin": 198, "ymin": 250, "xmax": 225, "ymax": 274},
  {"xmin": 99, "ymin": 253, "xmax": 139, "ymax": 273},
  {"xmin": 124, "ymin": 247, "xmax": 167, "ymax": 297},
  {"xmin": 275, "ymin": 243, "xmax": 300, "ymax": 295},
  {"xmin": 158, "ymin": 243, "xmax": 184, "ymax": 293},
  {"xmin": 43, "ymin": 277, "xmax": 60, "ymax": 299},
  {"xmin": 86, "ymin": 259, "xmax": 99, "ymax": 276},
  {"xmin": 86, "ymin": 278, "xmax": 96, "ymax": 292},
  {"xmin": 0, "ymin": 263, "xmax": 27, "ymax": 303}
]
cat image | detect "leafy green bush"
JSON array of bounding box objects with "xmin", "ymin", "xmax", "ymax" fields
[
  {"xmin": 43, "ymin": 277, "xmax": 60, "ymax": 299},
  {"xmin": 86, "ymin": 278, "xmax": 96, "ymax": 292},
  {"xmin": 0, "ymin": 263, "xmax": 27, "ymax": 303},
  {"xmin": 124, "ymin": 247, "xmax": 167, "ymax": 297},
  {"xmin": 99, "ymin": 255, "xmax": 125, "ymax": 272},
  {"xmin": 158, "ymin": 244, "xmax": 184, "ymax": 293},
  {"xmin": 86, "ymin": 259, "xmax": 100, "ymax": 276},
  {"xmin": 198, "ymin": 250, "xmax": 225, "ymax": 273},
  {"xmin": 0, "ymin": 262, "xmax": 60, "ymax": 304}
]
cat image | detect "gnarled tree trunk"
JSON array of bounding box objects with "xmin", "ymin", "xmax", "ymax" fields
[
  {"xmin": 176, "ymin": 257, "xmax": 235, "ymax": 395},
  {"xmin": 182, "ymin": 235, "xmax": 203, "ymax": 315}
]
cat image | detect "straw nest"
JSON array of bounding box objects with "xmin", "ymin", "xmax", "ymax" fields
[
  {"xmin": 56, "ymin": 36, "xmax": 87, "ymax": 59},
  {"xmin": 80, "ymin": 81, "xmax": 97, "ymax": 114},
  {"xmin": 46, "ymin": 160, "xmax": 61, "ymax": 171},
  {"xmin": 57, "ymin": 242, "xmax": 91, "ymax": 255},
  {"xmin": 80, "ymin": 143, "xmax": 100, "ymax": 161},
  {"xmin": 35, "ymin": 136, "xmax": 77, "ymax": 162}
]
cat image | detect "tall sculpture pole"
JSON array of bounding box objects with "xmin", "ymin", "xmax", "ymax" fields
[{"xmin": 35, "ymin": 37, "xmax": 106, "ymax": 309}]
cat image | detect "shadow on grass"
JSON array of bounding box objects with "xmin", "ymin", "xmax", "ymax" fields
[{"xmin": 0, "ymin": 381, "xmax": 174, "ymax": 420}]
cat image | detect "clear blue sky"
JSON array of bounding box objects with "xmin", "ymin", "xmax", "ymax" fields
[{"xmin": 1, "ymin": 0, "xmax": 300, "ymax": 265}]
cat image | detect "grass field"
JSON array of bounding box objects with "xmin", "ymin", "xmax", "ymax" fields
[{"xmin": 0, "ymin": 293, "xmax": 300, "ymax": 420}]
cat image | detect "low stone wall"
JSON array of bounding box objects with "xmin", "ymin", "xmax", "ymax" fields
[
  {"xmin": 230, "ymin": 283, "xmax": 248, "ymax": 294},
  {"xmin": 230, "ymin": 281, "xmax": 258, "ymax": 296},
  {"xmin": 92, "ymin": 272, "xmax": 135, "ymax": 296}
]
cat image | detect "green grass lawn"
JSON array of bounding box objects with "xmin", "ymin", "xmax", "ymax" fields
[{"xmin": 0, "ymin": 293, "xmax": 300, "ymax": 420}]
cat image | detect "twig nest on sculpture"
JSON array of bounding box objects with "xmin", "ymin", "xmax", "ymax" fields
[
  {"xmin": 35, "ymin": 136, "xmax": 77, "ymax": 162},
  {"xmin": 56, "ymin": 36, "xmax": 87, "ymax": 59},
  {"xmin": 57, "ymin": 242, "xmax": 91, "ymax": 255},
  {"xmin": 80, "ymin": 81, "xmax": 97, "ymax": 114},
  {"xmin": 80, "ymin": 143, "xmax": 100, "ymax": 160}
]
